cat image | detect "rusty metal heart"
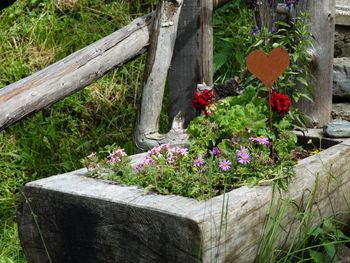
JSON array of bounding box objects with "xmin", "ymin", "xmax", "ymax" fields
[{"xmin": 246, "ymin": 48, "xmax": 290, "ymax": 89}]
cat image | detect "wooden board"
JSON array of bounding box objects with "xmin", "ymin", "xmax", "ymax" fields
[{"xmin": 168, "ymin": 0, "xmax": 213, "ymax": 129}]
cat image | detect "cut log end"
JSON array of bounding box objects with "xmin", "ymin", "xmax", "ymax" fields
[{"xmin": 213, "ymin": 78, "xmax": 245, "ymax": 99}]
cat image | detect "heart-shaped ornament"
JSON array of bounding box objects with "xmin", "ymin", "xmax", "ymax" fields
[{"xmin": 246, "ymin": 48, "xmax": 289, "ymax": 89}]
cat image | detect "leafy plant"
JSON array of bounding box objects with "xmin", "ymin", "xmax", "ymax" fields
[{"xmin": 257, "ymin": 182, "xmax": 350, "ymax": 263}]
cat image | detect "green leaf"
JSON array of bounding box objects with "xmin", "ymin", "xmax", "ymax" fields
[
  {"xmin": 310, "ymin": 250, "xmax": 324, "ymax": 263},
  {"xmin": 300, "ymin": 93, "xmax": 314, "ymax": 102},
  {"xmin": 297, "ymin": 77, "xmax": 308, "ymax": 86},
  {"xmin": 254, "ymin": 39, "xmax": 264, "ymax": 47},
  {"xmin": 324, "ymin": 243, "xmax": 336, "ymax": 259},
  {"xmin": 276, "ymin": 21, "xmax": 290, "ymax": 27}
]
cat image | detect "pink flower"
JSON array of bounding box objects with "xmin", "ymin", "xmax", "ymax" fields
[
  {"xmin": 87, "ymin": 152, "xmax": 96, "ymax": 158},
  {"xmin": 108, "ymin": 148, "xmax": 127, "ymax": 163}
]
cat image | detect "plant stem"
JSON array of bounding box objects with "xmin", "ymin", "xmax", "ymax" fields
[{"xmin": 268, "ymin": 88, "xmax": 275, "ymax": 160}]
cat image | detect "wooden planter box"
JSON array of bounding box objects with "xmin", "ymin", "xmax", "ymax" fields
[{"xmin": 17, "ymin": 130, "xmax": 350, "ymax": 263}]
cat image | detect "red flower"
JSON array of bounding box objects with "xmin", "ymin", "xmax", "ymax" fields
[
  {"xmin": 192, "ymin": 89, "xmax": 214, "ymax": 111},
  {"xmin": 270, "ymin": 92, "xmax": 291, "ymax": 117}
]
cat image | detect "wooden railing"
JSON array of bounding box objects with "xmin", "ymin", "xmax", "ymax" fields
[{"xmin": 0, "ymin": 0, "xmax": 231, "ymax": 132}]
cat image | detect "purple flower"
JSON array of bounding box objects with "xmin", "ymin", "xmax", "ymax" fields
[
  {"xmin": 251, "ymin": 25, "xmax": 259, "ymax": 35},
  {"xmin": 286, "ymin": 0, "xmax": 298, "ymax": 8},
  {"xmin": 213, "ymin": 147, "xmax": 221, "ymax": 157},
  {"xmin": 236, "ymin": 146, "xmax": 250, "ymax": 164},
  {"xmin": 148, "ymin": 144, "xmax": 170, "ymax": 156},
  {"xmin": 176, "ymin": 147, "xmax": 189, "ymax": 156},
  {"xmin": 219, "ymin": 159, "xmax": 232, "ymax": 171},
  {"xmin": 134, "ymin": 163, "xmax": 144, "ymax": 172},
  {"xmin": 237, "ymin": 146, "xmax": 248, "ymax": 156},
  {"xmin": 256, "ymin": 136, "xmax": 270, "ymax": 145},
  {"xmin": 143, "ymin": 156, "xmax": 154, "ymax": 165},
  {"xmin": 193, "ymin": 157, "xmax": 205, "ymax": 167},
  {"xmin": 269, "ymin": 25, "xmax": 277, "ymax": 33},
  {"xmin": 238, "ymin": 153, "xmax": 251, "ymax": 164},
  {"xmin": 250, "ymin": 136, "xmax": 270, "ymax": 146},
  {"xmin": 200, "ymin": 165, "xmax": 207, "ymax": 174}
]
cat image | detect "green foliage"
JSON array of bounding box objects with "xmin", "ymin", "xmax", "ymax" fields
[
  {"xmin": 214, "ymin": 7, "xmax": 314, "ymax": 126},
  {"xmin": 257, "ymin": 182, "xmax": 350, "ymax": 263},
  {"xmin": 213, "ymin": 1, "xmax": 253, "ymax": 81}
]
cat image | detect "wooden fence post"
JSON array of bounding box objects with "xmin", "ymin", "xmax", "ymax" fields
[
  {"xmin": 134, "ymin": 0, "xmax": 213, "ymax": 151},
  {"xmin": 296, "ymin": 0, "xmax": 335, "ymax": 127},
  {"xmin": 168, "ymin": 0, "xmax": 213, "ymax": 130}
]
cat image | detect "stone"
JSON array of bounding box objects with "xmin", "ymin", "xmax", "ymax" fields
[
  {"xmin": 334, "ymin": 31, "xmax": 346, "ymax": 57},
  {"xmin": 336, "ymin": 2, "xmax": 350, "ymax": 26},
  {"xmin": 17, "ymin": 133, "xmax": 350, "ymax": 263},
  {"xmin": 323, "ymin": 119, "xmax": 350, "ymax": 138},
  {"xmin": 337, "ymin": 245, "xmax": 350, "ymax": 263},
  {"xmin": 332, "ymin": 102, "xmax": 350, "ymax": 121},
  {"xmin": 333, "ymin": 57, "xmax": 350, "ymax": 99},
  {"xmin": 342, "ymin": 43, "xmax": 350, "ymax": 57}
]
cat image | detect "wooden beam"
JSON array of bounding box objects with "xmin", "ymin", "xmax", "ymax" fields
[
  {"xmin": 0, "ymin": 14, "xmax": 153, "ymax": 131},
  {"xmin": 201, "ymin": 0, "xmax": 214, "ymax": 85},
  {"xmin": 134, "ymin": 0, "xmax": 184, "ymax": 151},
  {"xmin": 296, "ymin": 0, "xmax": 335, "ymax": 127}
]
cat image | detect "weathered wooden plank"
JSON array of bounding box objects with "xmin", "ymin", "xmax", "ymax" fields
[
  {"xmin": 167, "ymin": 0, "xmax": 202, "ymax": 131},
  {"xmin": 135, "ymin": 0, "xmax": 214, "ymax": 152},
  {"xmin": 296, "ymin": 0, "xmax": 335, "ymax": 127},
  {"xmin": 134, "ymin": 0, "xmax": 184, "ymax": 151},
  {"xmin": 167, "ymin": 0, "xmax": 213, "ymax": 129},
  {"xmin": 201, "ymin": 0, "xmax": 214, "ymax": 85},
  {"xmin": 0, "ymin": 14, "xmax": 154, "ymax": 131}
]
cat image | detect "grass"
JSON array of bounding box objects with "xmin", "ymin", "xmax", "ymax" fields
[{"xmin": 257, "ymin": 179, "xmax": 350, "ymax": 263}]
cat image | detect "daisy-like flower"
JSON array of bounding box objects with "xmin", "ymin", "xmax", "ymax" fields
[
  {"xmin": 255, "ymin": 136, "xmax": 270, "ymax": 145},
  {"xmin": 237, "ymin": 146, "xmax": 248, "ymax": 155},
  {"xmin": 193, "ymin": 157, "xmax": 205, "ymax": 167},
  {"xmin": 238, "ymin": 153, "xmax": 250, "ymax": 165},
  {"xmin": 219, "ymin": 159, "xmax": 232, "ymax": 171}
]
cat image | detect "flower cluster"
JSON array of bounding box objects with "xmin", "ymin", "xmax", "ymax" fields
[
  {"xmin": 108, "ymin": 148, "xmax": 127, "ymax": 163},
  {"xmin": 192, "ymin": 84, "xmax": 216, "ymax": 116},
  {"xmin": 269, "ymin": 92, "xmax": 291, "ymax": 117},
  {"xmin": 193, "ymin": 157, "xmax": 207, "ymax": 173},
  {"xmin": 135, "ymin": 144, "xmax": 188, "ymax": 171},
  {"xmin": 236, "ymin": 146, "xmax": 250, "ymax": 165},
  {"xmin": 249, "ymin": 136, "xmax": 270, "ymax": 146}
]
